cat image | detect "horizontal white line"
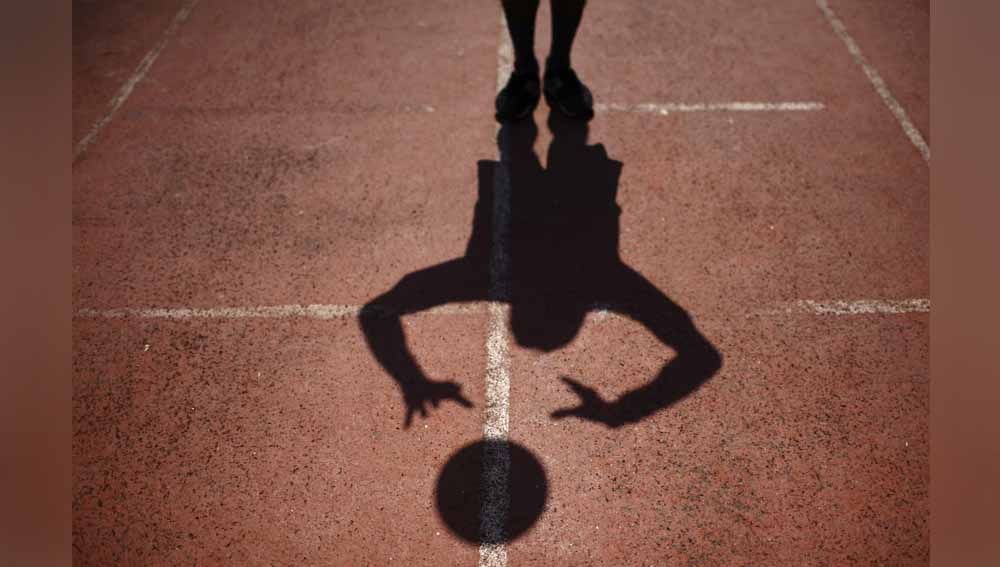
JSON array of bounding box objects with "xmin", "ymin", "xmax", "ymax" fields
[
  {"xmin": 75, "ymin": 303, "xmax": 483, "ymax": 320},
  {"xmin": 594, "ymin": 102, "xmax": 825, "ymax": 115},
  {"xmin": 76, "ymin": 298, "xmax": 929, "ymax": 320},
  {"xmin": 775, "ymin": 299, "xmax": 930, "ymax": 315}
]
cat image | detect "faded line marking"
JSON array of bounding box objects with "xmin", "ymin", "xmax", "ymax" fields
[
  {"xmin": 815, "ymin": 0, "xmax": 929, "ymax": 162},
  {"xmin": 76, "ymin": 298, "xmax": 931, "ymax": 320},
  {"xmin": 595, "ymin": 102, "xmax": 825, "ymax": 115},
  {"xmin": 75, "ymin": 303, "xmax": 484, "ymax": 320},
  {"xmin": 478, "ymin": 15, "xmax": 514, "ymax": 567},
  {"xmin": 74, "ymin": 0, "xmax": 200, "ymax": 160},
  {"xmin": 591, "ymin": 298, "xmax": 930, "ymax": 320},
  {"xmin": 775, "ymin": 298, "xmax": 930, "ymax": 315}
]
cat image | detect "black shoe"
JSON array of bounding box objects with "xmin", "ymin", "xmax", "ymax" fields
[
  {"xmin": 495, "ymin": 71, "xmax": 541, "ymax": 123},
  {"xmin": 543, "ymin": 66, "xmax": 594, "ymax": 120}
]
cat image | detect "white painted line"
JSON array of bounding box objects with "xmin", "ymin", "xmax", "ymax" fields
[
  {"xmin": 478, "ymin": 16, "xmax": 515, "ymax": 567},
  {"xmin": 75, "ymin": 303, "xmax": 484, "ymax": 320},
  {"xmin": 815, "ymin": 0, "xmax": 929, "ymax": 162},
  {"xmin": 495, "ymin": 16, "xmax": 514, "ymax": 100},
  {"xmin": 73, "ymin": 0, "xmax": 200, "ymax": 160},
  {"xmin": 75, "ymin": 298, "xmax": 930, "ymax": 320},
  {"xmin": 778, "ymin": 298, "xmax": 930, "ymax": 315},
  {"xmin": 402, "ymin": 104, "xmax": 436, "ymax": 113},
  {"xmin": 595, "ymin": 101, "xmax": 825, "ymax": 115}
]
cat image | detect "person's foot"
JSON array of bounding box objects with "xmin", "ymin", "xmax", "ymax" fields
[
  {"xmin": 543, "ymin": 66, "xmax": 594, "ymax": 120},
  {"xmin": 495, "ymin": 70, "xmax": 541, "ymax": 123}
]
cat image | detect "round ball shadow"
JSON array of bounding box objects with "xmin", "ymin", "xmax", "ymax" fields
[{"xmin": 435, "ymin": 439, "xmax": 548, "ymax": 545}]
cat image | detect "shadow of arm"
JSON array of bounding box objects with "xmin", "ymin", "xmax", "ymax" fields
[
  {"xmin": 359, "ymin": 259, "xmax": 484, "ymax": 428},
  {"xmin": 552, "ymin": 267, "xmax": 721, "ymax": 427}
]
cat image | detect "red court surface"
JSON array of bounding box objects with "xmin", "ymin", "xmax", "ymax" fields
[{"xmin": 73, "ymin": 0, "xmax": 929, "ymax": 565}]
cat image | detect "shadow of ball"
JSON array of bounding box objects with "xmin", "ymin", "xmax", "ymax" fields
[{"xmin": 435, "ymin": 439, "xmax": 548, "ymax": 545}]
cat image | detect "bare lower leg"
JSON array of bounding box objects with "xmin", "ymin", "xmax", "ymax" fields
[
  {"xmin": 501, "ymin": 0, "xmax": 541, "ymax": 75},
  {"xmin": 548, "ymin": 0, "xmax": 586, "ymax": 71}
]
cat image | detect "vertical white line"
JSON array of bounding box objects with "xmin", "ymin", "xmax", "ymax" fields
[
  {"xmin": 815, "ymin": 0, "xmax": 929, "ymax": 162},
  {"xmin": 74, "ymin": 0, "xmax": 200, "ymax": 161},
  {"xmin": 479, "ymin": 13, "xmax": 514, "ymax": 567}
]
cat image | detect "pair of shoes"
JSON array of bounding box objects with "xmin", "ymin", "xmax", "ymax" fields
[{"xmin": 495, "ymin": 66, "xmax": 594, "ymax": 123}]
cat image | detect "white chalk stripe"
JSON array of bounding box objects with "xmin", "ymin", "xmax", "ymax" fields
[
  {"xmin": 74, "ymin": 0, "xmax": 200, "ymax": 160},
  {"xmin": 595, "ymin": 101, "xmax": 825, "ymax": 115},
  {"xmin": 495, "ymin": 17, "xmax": 514, "ymax": 95},
  {"xmin": 592, "ymin": 298, "xmax": 930, "ymax": 317},
  {"xmin": 782, "ymin": 298, "xmax": 929, "ymax": 315},
  {"xmin": 75, "ymin": 303, "xmax": 484, "ymax": 320},
  {"xmin": 476, "ymin": 16, "xmax": 516, "ymax": 567},
  {"xmin": 815, "ymin": 0, "xmax": 929, "ymax": 162},
  {"xmin": 75, "ymin": 298, "xmax": 930, "ymax": 320}
]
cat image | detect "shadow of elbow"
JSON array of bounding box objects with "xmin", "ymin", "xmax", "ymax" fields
[
  {"xmin": 358, "ymin": 300, "xmax": 390, "ymax": 333},
  {"xmin": 706, "ymin": 344, "xmax": 723, "ymax": 374}
]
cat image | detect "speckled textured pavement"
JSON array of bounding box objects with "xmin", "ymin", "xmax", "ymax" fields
[{"xmin": 73, "ymin": 0, "xmax": 928, "ymax": 565}]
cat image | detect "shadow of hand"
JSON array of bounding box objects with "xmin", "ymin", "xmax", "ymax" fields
[
  {"xmin": 550, "ymin": 376, "xmax": 624, "ymax": 428},
  {"xmin": 402, "ymin": 379, "xmax": 474, "ymax": 428}
]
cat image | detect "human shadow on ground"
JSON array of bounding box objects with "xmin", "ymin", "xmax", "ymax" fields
[
  {"xmin": 359, "ymin": 111, "xmax": 722, "ymax": 429},
  {"xmin": 359, "ymin": 111, "xmax": 722, "ymax": 546}
]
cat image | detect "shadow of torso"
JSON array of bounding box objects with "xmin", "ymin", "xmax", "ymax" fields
[
  {"xmin": 508, "ymin": 128, "xmax": 623, "ymax": 350},
  {"xmin": 362, "ymin": 113, "xmax": 720, "ymax": 429}
]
